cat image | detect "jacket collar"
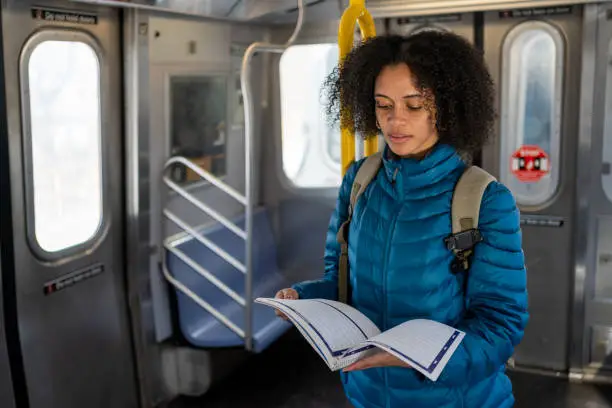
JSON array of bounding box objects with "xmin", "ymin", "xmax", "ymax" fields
[{"xmin": 380, "ymin": 143, "xmax": 466, "ymax": 197}]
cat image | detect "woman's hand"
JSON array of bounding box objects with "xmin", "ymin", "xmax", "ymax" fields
[
  {"xmin": 274, "ymin": 288, "xmax": 299, "ymax": 320},
  {"xmin": 343, "ymin": 351, "xmax": 411, "ymax": 372}
]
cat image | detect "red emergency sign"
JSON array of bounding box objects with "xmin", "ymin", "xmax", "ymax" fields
[{"xmin": 511, "ymin": 145, "xmax": 550, "ymax": 182}]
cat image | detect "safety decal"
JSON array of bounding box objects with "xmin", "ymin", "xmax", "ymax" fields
[
  {"xmin": 43, "ymin": 263, "xmax": 105, "ymax": 296},
  {"xmin": 511, "ymin": 145, "xmax": 550, "ymax": 183},
  {"xmin": 31, "ymin": 7, "xmax": 98, "ymax": 25}
]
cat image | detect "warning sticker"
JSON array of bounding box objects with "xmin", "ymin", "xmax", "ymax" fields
[
  {"xmin": 511, "ymin": 145, "xmax": 550, "ymax": 182},
  {"xmin": 31, "ymin": 7, "xmax": 98, "ymax": 25}
]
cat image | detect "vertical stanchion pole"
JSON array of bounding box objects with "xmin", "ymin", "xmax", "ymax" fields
[{"xmin": 338, "ymin": 0, "xmax": 377, "ymax": 175}]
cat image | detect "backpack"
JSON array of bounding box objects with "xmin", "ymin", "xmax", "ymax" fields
[{"xmin": 336, "ymin": 152, "xmax": 497, "ymax": 304}]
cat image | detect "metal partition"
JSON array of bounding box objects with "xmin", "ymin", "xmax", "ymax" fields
[
  {"xmin": 0, "ymin": 252, "xmax": 15, "ymax": 408},
  {"xmin": 160, "ymin": 0, "xmax": 305, "ymax": 352},
  {"xmin": 571, "ymin": 2, "xmax": 612, "ymax": 382}
]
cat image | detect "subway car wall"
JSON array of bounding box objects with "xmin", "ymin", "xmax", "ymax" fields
[{"xmin": 0, "ymin": 1, "xmax": 612, "ymax": 407}]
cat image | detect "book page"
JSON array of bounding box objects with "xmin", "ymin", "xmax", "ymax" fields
[
  {"xmin": 331, "ymin": 347, "xmax": 380, "ymax": 371},
  {"xmin": 255, "ymin": 298, "xmax": 380, "ymax": 357},
  {"xmin": 365, "ymin": 319, "xmax": 465, "ymax": 382},
  {"xmin": 255, "ymin": 298, "xmax": 335, "ymax": 368}
]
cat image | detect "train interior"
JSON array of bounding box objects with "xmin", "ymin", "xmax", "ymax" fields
[{"xmin": 2, "ymin": 0, "xmax": 612, "ymax": 407}]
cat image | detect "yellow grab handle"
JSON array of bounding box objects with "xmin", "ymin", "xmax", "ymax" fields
[{"xmin": 338, "ymin": 0, "xmax": 377, "ymax": 176}]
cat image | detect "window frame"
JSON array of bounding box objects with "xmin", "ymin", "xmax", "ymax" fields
[
  {"xmin": 19, "ymin": 29, "xmax": 109, "ymax": 262},
  {"xmin": 499, "ymin": 20, "xmax": 565, "ymax": 207},
  {"xmin": 163, "ymin": 69, "xmax": 231, "ymax": 193},
  {"xmin": 277, "ymin": 41, "xmax": 342, "ymax": 191}
]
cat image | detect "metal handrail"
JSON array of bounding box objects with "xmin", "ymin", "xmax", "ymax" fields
[
  {"xmin": 163, "ymin": 166, "xmax": 246, "ymax": 240},
  {"xmin": 165, "ymin": 245, "xmax": 246, "ymax": 306},
  {"xmin": 165, "ymin": 156, "xmax": 247, "ymax": 205},
  {"xmin": 161, "ymin": 254, "xmax": 246, "ymax": 339},
  {"xmin": 162, "ymin": 158, "xmax": 250, "ymax": 340},
  {"xmin": 164, "ymin": 209, "xmax": 247, "ymax": 274},
  {"xmin": 239, "ymin": 0, "xmax": 304, "ymax": 351}
]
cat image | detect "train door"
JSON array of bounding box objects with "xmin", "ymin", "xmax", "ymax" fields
[
  {"xmin": 481, "ymin": 5, "xmax": 582, "ymax": 372},
  {"xmin": 2, "ymin": 1, "xmax": 138, "ymax": 407},
  {"xmin": 387, "ymin": 12, "xmax": 474, "ymax": 43},
  {"xmin": 574, "ymin": 2, "xmax": 612, "ymax": 379}
]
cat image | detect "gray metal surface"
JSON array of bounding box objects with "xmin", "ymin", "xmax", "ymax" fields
[
  {"xmin": 576, "ymin": 2, "xmax": 612, "ymax": 380},
  {"xmin": 366, "ymin": 0, "xmax": 612, "ymax": 18},
  {"xmin": 481, "ymin": 6, "xmax": 583, "ymax": 372},
  {"xmin": 0, "ymin": 251, "xmax": 15, "ymax": 408},
  {"xmin": 570, "ymin": 2, "xmax": 598, "ymax": 380},
  {"xmin": 123, "ymin": 9, "xmax": 176, "ymax": 407},
  {"xmin": 2, "ymin": 1, "xmax": 138, "ymax": 407},
  {"xmin": 387, "ymin": 12, "xmax": 475, "ymax": 43},
  {"xmin": 67, "ymin": 0, "xmax": 612, "ymax": 22},
  {"xmin": 69, "ymin": 0, "xmax": 325, "ymax": 22}
]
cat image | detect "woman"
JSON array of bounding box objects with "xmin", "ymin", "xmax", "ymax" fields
[{"xmin": 276, "ymin": 30, "xmax": 528, "ymax": 408}]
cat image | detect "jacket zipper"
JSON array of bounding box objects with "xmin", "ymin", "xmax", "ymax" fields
[
  {"xmin": 382, "ymin": 167, "xmax": 401, "ymax": 331},
  {"xmin": 381, "ymin": 209, "xmax": 400, "ymax": 332},
  {"xmin": 383, "ymin": 167, "xmax": 401, "ymax": 408}
]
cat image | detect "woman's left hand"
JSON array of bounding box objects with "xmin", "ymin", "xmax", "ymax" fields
[{"xmin": 343, "ymin": 351, "xmax": 411, "ymax": 372}]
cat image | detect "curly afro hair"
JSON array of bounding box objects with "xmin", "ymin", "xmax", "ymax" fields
[{"xmin": 322, "ymin": 30, "xmax": 495, "ymax": 154}]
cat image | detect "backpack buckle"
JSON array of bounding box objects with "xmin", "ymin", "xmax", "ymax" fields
[
  {"xmin": 450, "ymin": 255, "xmax": 469, "ymax": 274},
  {"xmin": 444, "ymin": 229, "xmax": 482, "ymax": 252},
  {"xmin": 446, "ymin": 229, "xmax": 482, "ymax": 274}
]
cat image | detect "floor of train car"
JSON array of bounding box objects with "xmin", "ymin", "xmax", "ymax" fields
[{"xmin": 170, "ymin": 328, "xmax": 612, "ymax": 408}]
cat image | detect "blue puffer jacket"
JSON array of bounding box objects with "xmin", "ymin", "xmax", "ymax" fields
[{"xmin": 292, "ymin": 143, "xmax": 528, "ymax": 408}]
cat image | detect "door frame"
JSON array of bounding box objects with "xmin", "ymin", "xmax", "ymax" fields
[{"xmin": 570, "ymin": 2, "xmax": 612, "ymax": 381}]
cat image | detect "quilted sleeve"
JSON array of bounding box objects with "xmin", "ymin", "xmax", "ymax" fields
[
  {"xmin": 436, "ymin": 181, "xmax": 529, "ymax": 386},
  {"xmin": 291, "ymin": 159, "xmax": 364, "ymax": 300}
]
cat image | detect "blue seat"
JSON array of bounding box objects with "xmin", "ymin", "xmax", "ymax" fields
[{"xmin": 166, "ymin": 207, "xmax": 292, "ymax": 353}]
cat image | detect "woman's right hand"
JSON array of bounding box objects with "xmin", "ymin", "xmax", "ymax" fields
[{"xmin": 274, "ymin": 288, "xmax": 299, "ymax": 320}]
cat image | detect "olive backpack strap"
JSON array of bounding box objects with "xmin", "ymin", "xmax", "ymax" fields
[
  {"xmin": 445, "ymin": 166, "xmax": 497, "ymax": 273},
  {"xmin": 337, "ymin": 152, "xmax": 383, "ymax": 304}
]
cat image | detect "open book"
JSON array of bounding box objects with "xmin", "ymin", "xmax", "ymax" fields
[{"xmin": 255, "ymin": 297, "xmax": 465, "ymax": 382}]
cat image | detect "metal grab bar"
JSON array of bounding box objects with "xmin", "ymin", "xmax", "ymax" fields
[
  {"xmin": 163, "ymin": 175, "xmax": 247, "ymax": 240},
  {"xmin": 338, "ymin": 0, "xmax": 377, "ymax": 176},
  {"xmin": 161, "ymin": 258, "xmax": 246, "ymax": 339},
  {"xmin": 165, "ymin": 156, "xmax": 247, "ymax": 205},
  {"xmin": 239, "ymin": 0, "xmax": 304, "ymax": 351},
  {"xmin": 164, "ymin": 209, "xmax": 247, "ymax": 274},
  {"xmin": 161, "ymin": 157, "xmax": 249, "ymax": 342},
  {"xmin": 165, "ymin": 245, "xmax": 246, "ymax": 307}
]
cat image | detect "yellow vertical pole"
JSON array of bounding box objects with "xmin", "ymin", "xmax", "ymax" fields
[{"xmin": 338, "ymin": 0, "xmax": 377, "ymax": 176}]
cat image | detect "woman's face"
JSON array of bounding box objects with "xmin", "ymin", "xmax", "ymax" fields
[{"xmin": 374, "ymin": 63, "xmax": 439, "ymax": 157}]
